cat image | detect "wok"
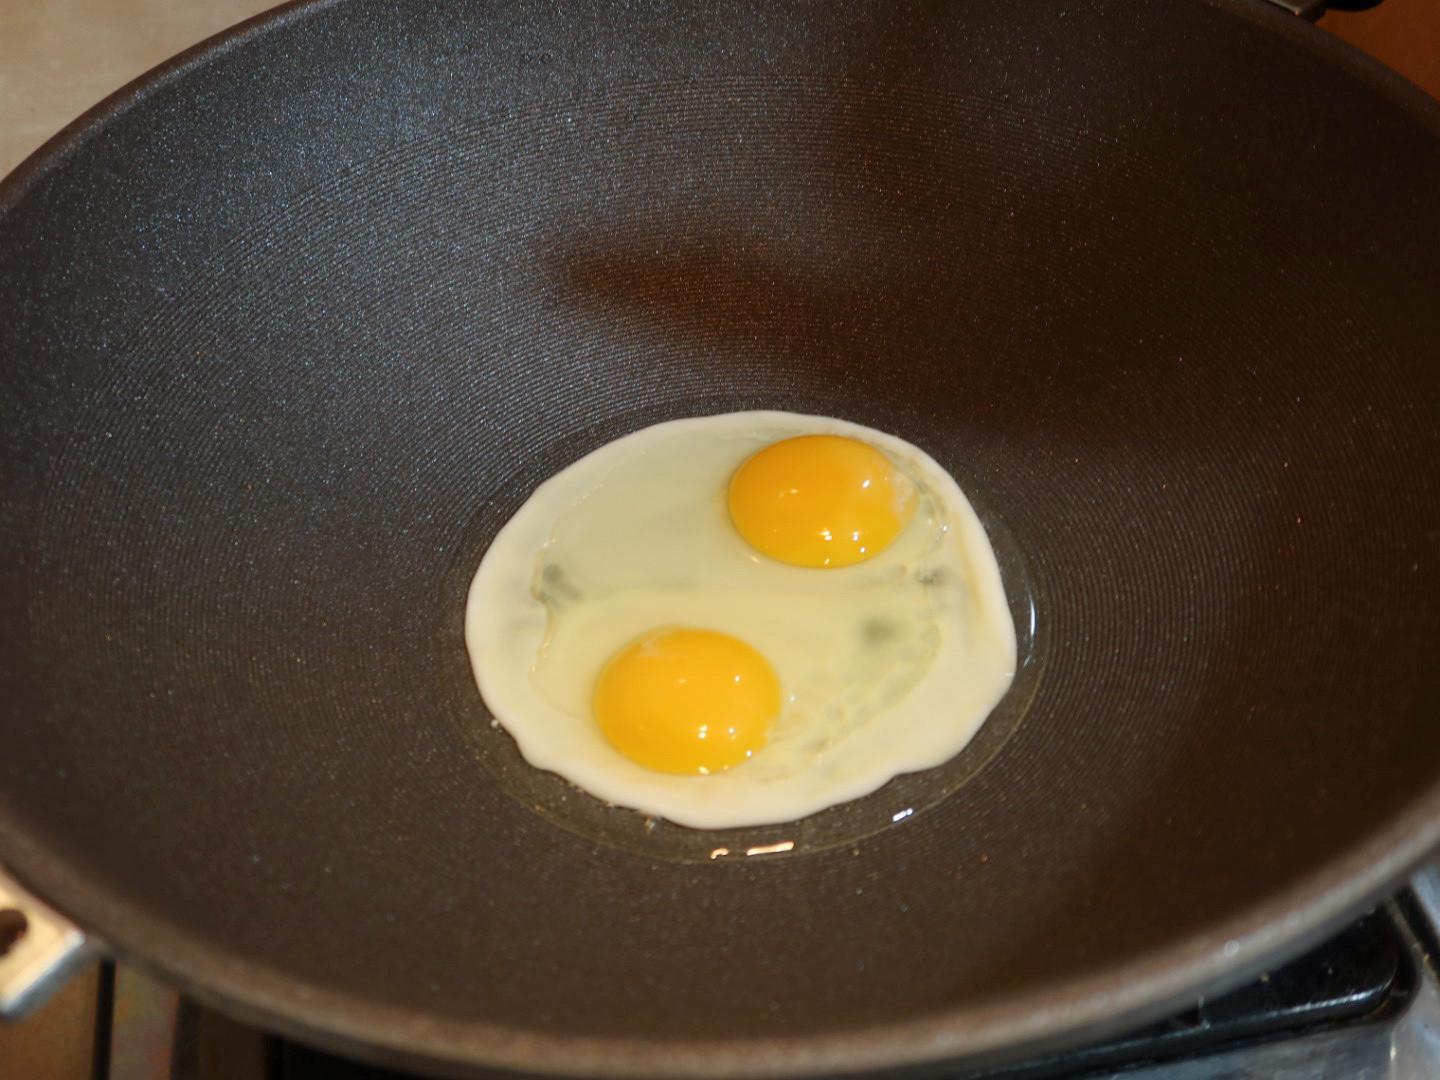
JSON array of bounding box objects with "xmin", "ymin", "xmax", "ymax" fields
[{"xmin": 1, "ymin": 0, "xmax": 1439, "ymax": 1076}]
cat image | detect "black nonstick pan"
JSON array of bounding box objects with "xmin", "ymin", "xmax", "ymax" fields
[{"xmin": 2, "ymin": 0, "xmax": 1439, "ymax": 1076}]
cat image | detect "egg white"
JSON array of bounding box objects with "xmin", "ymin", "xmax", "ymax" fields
[{"xmin": 465, "ymin": 411, "xmax": 1016, "ymax": 829}]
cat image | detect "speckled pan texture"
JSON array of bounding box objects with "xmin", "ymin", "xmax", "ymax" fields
[{"xmin": 1, "ymin": 1, "xmax": 1438, "ymax": 1077}]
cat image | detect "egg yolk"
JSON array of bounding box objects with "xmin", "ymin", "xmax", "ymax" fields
[
  {"xmin": 594, "ymin": 628, "xmax": 780, "ymax": 775},
  {"xmin": 727, "ymin": 435, "xmax": 915, "ymax": 568}
]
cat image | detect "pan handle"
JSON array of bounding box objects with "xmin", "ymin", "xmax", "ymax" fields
[
  {"xmin": 0, "ymin": 869, "xmax": 95, "ymax": 1020},
  {"xmin": 1259, "ymin": 0, "xmax": 1384, "ymax": 20}
]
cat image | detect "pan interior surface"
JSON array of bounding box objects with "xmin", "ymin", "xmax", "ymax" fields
[{"xmin": 1, "ymin": 0, "xmax": 1438, "ymax": 1074}]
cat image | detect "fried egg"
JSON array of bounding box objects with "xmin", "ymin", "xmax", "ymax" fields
[{"xmin": 465, "ymin": 411, "xmax": 1016, "ymax": 830}]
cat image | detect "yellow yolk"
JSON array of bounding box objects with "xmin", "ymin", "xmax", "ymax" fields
[
  {"xmin": 594, "ymin": 628, "xmax": 780, "ymax": 775},
  {"xmin": 728, "ymin": 434, "xmax": 915, "ymax": 568}
]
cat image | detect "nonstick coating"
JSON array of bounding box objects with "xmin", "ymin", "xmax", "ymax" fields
[{"xmin": 2, "ymin": 0, "xmax": 1439, "ymax": 1076}]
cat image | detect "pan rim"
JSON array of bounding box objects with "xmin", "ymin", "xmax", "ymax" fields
[
  {"xmin": 6, "ymin": 805, "xmax": 1438, "ymax": 1078},
  {"xmin": 3, "ymin": 0, "xmax": 1440, "ymax": 1075}
]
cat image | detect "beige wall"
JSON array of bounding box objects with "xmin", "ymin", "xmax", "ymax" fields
[{"xmin": 0, "ymin": 0, "xmax": 275, "ymax": 177}]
